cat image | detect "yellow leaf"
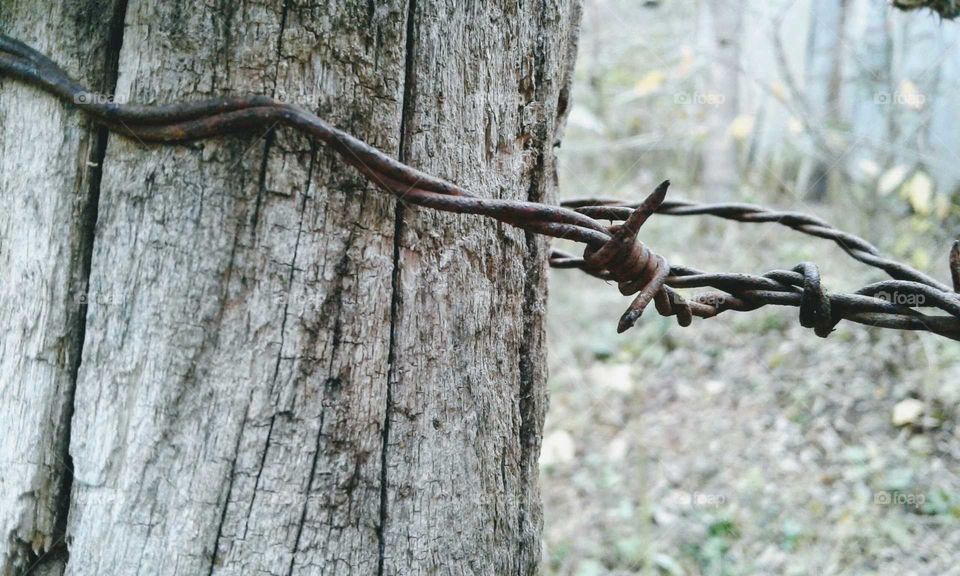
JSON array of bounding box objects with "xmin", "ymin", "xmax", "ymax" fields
[
  {"xmin": 912, "ymin": 249, "xmax": 931, "ymax": 270},
  {"xmin": 901, "ymin": 171, "xmax": 934, "ymax": 215},
  {"xmin": 787, "ymin": 117, "xmax": 804, "ymax": 134},
  {"xmin": 878, "ymin": 165, "xmax": 909, "ymax": 196},
  {"xmin": 935, "ymin": 194, "xmax": 951, "ymax": 220},
  {"xmin": 634, "ymin": 70, "xmax": 665, "ymax": 97},
  {"xmin": 675, "ymin": 45, "xmax": 695, "ymax": 78},
  {"xmin": 728, "ymin": 114, "xmax": 755, "ymax": 140},
  {"xmin": 898, "ymin": 80, "xmax": 926, "ymax": 111},
  {"xmin": 769, "ymin": 80, "xmax": 788, "ymax": 102}
]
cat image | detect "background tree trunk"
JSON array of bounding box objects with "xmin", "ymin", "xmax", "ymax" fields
[
  {"xmin": 799, "ymin": 0, "xmax": 848, "ymax": 202},
  {"xmin": 0, "ymin": 1, "xmax": 582, "ymax": 574},
  {"xmin": 700, "ymin": 0, "xmax": 743, "ymax": 201}
]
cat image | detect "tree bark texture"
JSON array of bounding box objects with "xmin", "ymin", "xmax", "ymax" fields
[{"xmin": 0, "ymin": 1, "xmax": 582, "ymax": 575}]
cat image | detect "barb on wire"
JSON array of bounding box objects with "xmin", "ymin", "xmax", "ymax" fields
[{"xmin": 2, "ymin": 34, "xmax": 959, "ymax": 341}]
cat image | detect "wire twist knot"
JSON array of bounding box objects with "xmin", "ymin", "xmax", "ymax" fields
[
  {"xmin": 792, "ymin": 263, "xmax": 836, "ymax": 337},
  {"xmin": 581, "ymin": 182, "xmax": 672, "ymax": 333}
]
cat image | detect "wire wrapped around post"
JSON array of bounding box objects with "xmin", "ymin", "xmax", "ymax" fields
[{"xmin": 2, "ymin": 34, "xmax": 959, "ymax": 341}]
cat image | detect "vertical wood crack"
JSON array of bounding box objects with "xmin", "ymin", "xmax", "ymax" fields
[
  {"xmin": 18, "ymin": 1, "xmax": 132, "ymax": 574},
  {"xmin": 207, "ymin": 2, "xmax": 292, "ymax": 573},
  {"xmin": 283, "ymin": 145, "xmax": 324, "ymax": 576},
  {"xmin": 377, "ymin": 1, "xmax": 419, "ymax": 574},
  {"xmin": 515, "ymin": 0, "xmax": 556, "ymax": 574}
]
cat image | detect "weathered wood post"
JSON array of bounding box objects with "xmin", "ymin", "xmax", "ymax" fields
[{"xmin": 0, "ymin": 1, "xmax": 581, "ymax": 574}]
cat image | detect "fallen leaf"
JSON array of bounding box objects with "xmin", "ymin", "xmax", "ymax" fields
[
  {"xmin": 729, "ymin": 114, "xmax": 755, "ymax": 141},
  {"xmin": 635, "ymin": 70, "xmax": 666, "ymax": 97},
  {"xmin": 541, "ymin": 430, "xmax": 576, "ymax": 466},
  {"xmin": 892, "ymin": 398, "xmax": 924, "ymax": 427}
]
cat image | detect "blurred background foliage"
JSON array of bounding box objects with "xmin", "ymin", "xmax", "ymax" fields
[{"xmin": 542, "ymin": 1, "xmax": 960, "ymax": 574}]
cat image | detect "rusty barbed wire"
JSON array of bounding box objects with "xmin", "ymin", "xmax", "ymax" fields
[
  {"xmin": 2, "ymin": 34, "xmax": 959, "ymax": 341},
  {"xmin": 892, "ymin": 0, "xmax": 960, "ymax": 19}
]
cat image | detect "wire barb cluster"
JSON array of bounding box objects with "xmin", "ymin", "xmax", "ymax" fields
[{"xmin": 3, "ymin": 34, "xmax": 959, "ymax": 341}]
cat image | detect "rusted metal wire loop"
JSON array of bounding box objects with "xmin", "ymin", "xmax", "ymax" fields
[{"xmin": 3, "ymin": 34, "xmax": 959, "ymax": 341}]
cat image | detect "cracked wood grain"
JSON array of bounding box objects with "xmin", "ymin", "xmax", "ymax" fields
[
  {"xmin": 2, "ymin": 1, "xmax": 582, "ymax": 574},
  {"xmin": 0, "ymin": 1, "xmax": 127, "ymax": 573}
]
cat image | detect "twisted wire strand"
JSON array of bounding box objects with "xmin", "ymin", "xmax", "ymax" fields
[
  {"xmin": 564, "ymin": 197, "xmax": 950, "ymax": 292},
  {"xmin": 2, "ymin": 34, "xmax": 959, "ymax": 340}
]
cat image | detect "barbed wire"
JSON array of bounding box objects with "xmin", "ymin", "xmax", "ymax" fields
[
  {"xmin": 3, "ymin": 34, "xmax": 959, "ymax": 341},
  {"xmin": 891, "ymin": 0, "xmax": 960, "ymax": 19}
]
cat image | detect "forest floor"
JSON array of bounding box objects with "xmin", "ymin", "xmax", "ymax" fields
[{"xmin": 539, "ymin": 205, "xmax": 960, "ymax": 576}]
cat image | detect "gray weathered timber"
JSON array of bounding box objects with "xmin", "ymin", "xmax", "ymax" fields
[
  {"xmin": 1, "ymin": 1, "xmax": 581, "ymax": 574},
  {"xmin": 0, "ymin": 2, "xmax": 125, "ymax": 574}
]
